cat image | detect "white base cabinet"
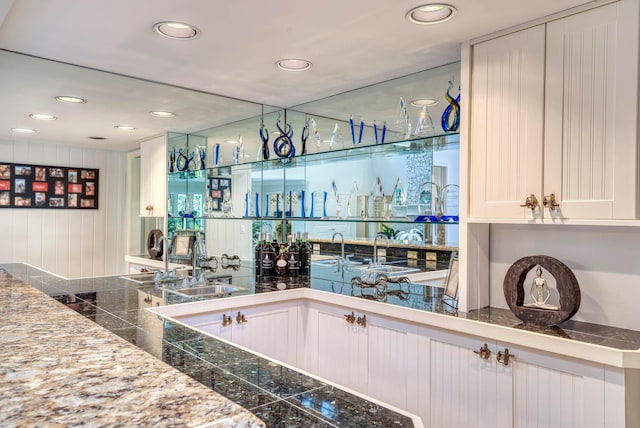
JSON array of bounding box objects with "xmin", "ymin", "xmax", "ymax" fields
[
  {"xmin": 179, "ymin": 301, "xmax": 298, "ymax": 366},
  {"xmin": 163, "ymin": 296, "xmax": 635, "ymax": 427},
  {"xmin": 304, "ymin": 301, "xmax": 420, "ymax": 413}
]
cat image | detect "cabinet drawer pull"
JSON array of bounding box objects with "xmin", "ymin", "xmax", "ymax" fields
[
  {"xmin": 356, "ymin": 314, "xmax": 367, "ymax": 328},
  {"xmin": 236, "ymin": 311, "xmax": 247, "ymax": 324},
  {"xmin": 344, "ymin": 312, "xmax": 356, "ymax": 324},
  {"xmin": 497, "ymin": 348, "xmax": 514, "ymax": 366},
  {"xmin": 519, "ymin": 194, "xmax": 539, "ymax": 211},
  {"xmin": 473, "ymin": 343, "xmax": 491, "ymax": 360},
  {"xmin": 543, "ymin": 193, "xmax": 560, "ymax": 211},
  {"xmin": 222, "ymin": 314, "xmax": 232, "ymax": 327}
]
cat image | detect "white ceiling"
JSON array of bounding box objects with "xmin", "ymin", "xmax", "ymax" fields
[{"xmin": 0, "ymin": 0, "xmax": 594, "ymax": 151}]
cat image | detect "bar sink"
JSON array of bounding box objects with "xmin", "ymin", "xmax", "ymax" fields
[{"xmin": 163, "ymin": 284, "xmax": 247, "ymax": 298}]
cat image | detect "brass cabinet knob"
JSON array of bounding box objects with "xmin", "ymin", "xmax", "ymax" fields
[
  {"xmin": 473, "ymin": 343, "xmax": 491, "ymax": 360},
  {"xmin": 222, "ymin": 314, "xmax": 232, "ymax": 327},
  {"xmin": 497, "ymin": 348, "xmax": 514, "ymax": 366},
  {"xmin": 356, "ymin": 314, "xmax": 367, "ymax": 328},
  {"xmin": 543, "ymin": 193, "xmax": 560, "ymax": 211},
  {"xmin": 344, "ymin": 312, "xmax": 356, "ymax": 324},
  {"xmin": 236, "ymin": 311, "xmax": 247, "ymax": 324},
  {"xmin": 520, "ymin": 194, "xmax": 539, "ymax": 211}
]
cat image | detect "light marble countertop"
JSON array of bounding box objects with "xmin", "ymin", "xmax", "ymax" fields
[{"xmin": 0, "ymin": 270, "xmax": 265, "ymax": 427}]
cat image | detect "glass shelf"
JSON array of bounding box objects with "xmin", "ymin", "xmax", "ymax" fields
[{"xmin": 170, "ymin": 215, "xmax": 458, "ymax": 225}]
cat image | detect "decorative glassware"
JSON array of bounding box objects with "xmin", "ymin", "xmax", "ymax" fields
[
  {"xmin": 369, "ymin": 176, "xmax": 385, "ymax": 218},
  {"xmin": 442, "ymin": 79, "xmax": 460, "ymax": 132},
  {"xmin": 300, "ymin": 190, "xmax": 306, "ymax": 218},
  {"xmin": 373, "ymin": 120, "xmax": 387, "ymax": 145},
  {"xmin": 329, "ymin": 123, "xmax": 343, "ymax": 148},
  {"xmin": 390, "ymin": 177, "xmax": 407, "ymax": 217},
  {"xmin": 349, "ymin": 115, "xmax": 364, "ymax": 145},
  {"xmin": 414, "ymin": 105, "xmax": 436, "ymax": 136},
  {"xmin": 254, "ymin": 192, "xmax": 260, "ymax": 217}
]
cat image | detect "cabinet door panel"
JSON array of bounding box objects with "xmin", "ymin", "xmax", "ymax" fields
[
  {"xmin": 498, "ymin": 344, "xmax": 605, "ymax": 428},
  {"xmin": 422, "ymin": 328, "xmax": 498, "ymax": 428},
  {"xmin": 544, "ymin": 1, "xmax": 638, "ymax": 219},
  {"xmin": 470, "ymin": 25, "xmax": 545, "ymax": 218},
  {"xmin": 232, "ymin": 302, "xmax": 298, "ymax": 366},
  {"xmin": 314, "ymin": 307, "xmax": 368, "ymax": 392},
  {"xmin": 366, "ymin": 315, "xmax": 419, "ymax": 413}
]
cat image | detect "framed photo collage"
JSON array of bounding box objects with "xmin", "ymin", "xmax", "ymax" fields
[{"xmin": 0, "ymin": 162, "xmax": 99, "ymax": 209}]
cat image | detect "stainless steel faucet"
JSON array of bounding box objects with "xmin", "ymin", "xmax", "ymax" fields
[
  {"xmin": 373, "ymin": 234, "xmax": 389, "ymax": 265},
  {"xmin": 157, "ymin": 236, "xmax": 170, "ymax": 276},
  {"xmin": 331, "ymin": 232, "xmax": 345, "ymax": 259},
  {"xmin": 192, "ymin": 239, "xmax": 207, "ymax": 281}
]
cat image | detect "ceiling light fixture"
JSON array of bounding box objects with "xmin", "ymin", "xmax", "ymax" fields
[
  {"xmin": 11, "ymin": 128, "xmax": 36, "ymax": 134},
  {"xmin": 88, "ymin": 136, "xmax": 107, "ymax": 140},
  {"xmin": 276, "ymin": 58, "xmax": 312, "ymax": 72},
  {"xmin": 150, "ymin": 111, "xmax": 176, "ymax": 117},
  {"xmin": 29, "ymin": 113, "xmax": 57, "ymax": 121},
  {"xmin": 406, "ymin": 4, "xmax": 457, "ymax": 24},
  {"xmin": 153, "ymin": 21, "xmax": 199, "ymax": 40},
  {"xmin": 114, "ymin": 125, "xmax": 136, "ymax": 131},
  {"xmin": 55, "ymin": 96, "xmax": 87, "ymax": 104},
  {"xmin": 410, "ymin": 98, "xmax": 439, "ymax": 107},
  {"xmin": 224, "ymin": 140, "xmax": 238, "ymax": 144}
]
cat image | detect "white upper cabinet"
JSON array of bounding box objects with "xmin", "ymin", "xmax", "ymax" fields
[
  {"xmin": 544, "ymin": 1, "xmax": 639, "ymax": 220},
  {"xmin": 139, "ymin": 135, "xmax": 167, "ymax": 217},
  {"xmin": 470, "ymin": 0, "xmax": 639, "ymax": 221},
  {"xmin": 470, "ymin": 25, "xmax": 546, "ymax": 219}
]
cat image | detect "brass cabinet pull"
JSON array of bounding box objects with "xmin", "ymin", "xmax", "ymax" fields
[
  {"xmin": 497, "ymin": 348, "xmax": 514, "ymax": 366},
  {"xmin": 344, "ymin": 312, "xmax": 356, "ymax": 324},
  {"xmin": 473, "ymin": 343, "xmax": 491, "ymax": 360},
  {"xmin": 222, "ymin": 314, "xmax": 232, "ymax": 327},
  {"xmin": 356, "ymin": 314, "xmax": 367, "ymax": 328},
  {"xmin": 520, "ymin": 194, "xmax": 539, "ymax": 211},
  {"xmin": 543, "ymin": 193, "xmax": 560, "ymax": 211},
  {"xmin": 236, "ymin": 311, "xmax": 247, "ymax": 324}
]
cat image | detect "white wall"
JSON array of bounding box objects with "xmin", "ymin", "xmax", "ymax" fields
[
  {"xmin": 0, "ymin": 138, "xmax": 127, "ymax": 278},
  {"xmin": 489, "ymin": 224, "xmax": 640, "ymax": 330}
]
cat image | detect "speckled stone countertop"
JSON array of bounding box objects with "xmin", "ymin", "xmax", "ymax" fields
[
  {"xmin": 2, "ymin": 263, "xmax": 419, "ymax": 427},
  {"xmin": 0, "ymin": 269, "xmax": 265, "ymax": 428}
]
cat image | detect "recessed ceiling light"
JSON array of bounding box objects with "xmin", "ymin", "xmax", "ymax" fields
[
  {"xmin": 55, "ymin": 96, "xmax": 87, "ymax": 104},
  {"xmin": 114, "ymin": 125, "xmax": 136, "ymax": 131},
  {"xmin": 150, "ymin": 111, "xmax": 176, "ymax": 117},
  {"xmin": 153, "ymin": 21, "xmax": 199, "ymax": 39},
  {"xmin": 88, "ymin": 136, "xmax": 107, "ymax": 140},
  {"xmin": 410, "ymin": 98, "xmax": 439, "ymax": 107},
  {"xmin": 276, "ymin": 59, "xmax": 312, "ymax": 72},
  {"xmin": 11, "ymin": 128, "xmax": 36, "ymax": 134},
  {"xmin": 29, "ymin": 113, "xmax": 57, "ymax": 121},
  {"xmin": 224, "ymin": 140, "xmax": 238, "ymax": 144},
  {"xmin": 406, "ymin": 4, "xmax": 457, "ymax": 24}
]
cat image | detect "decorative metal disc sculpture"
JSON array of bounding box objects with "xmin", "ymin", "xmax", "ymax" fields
[
  {"xmin": 503, "ymin": 255, "xmax": 580, "ymax": 327},
  {"xmin": 441, "ymin": 80, "xmax": 460, "ymax": 132}
]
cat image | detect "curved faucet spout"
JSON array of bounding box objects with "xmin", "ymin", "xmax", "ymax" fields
[
  {"xmin": 157, "ymin": 236, "xmax": 170, "ymax": 275},
  {"xmin": 373, "ymin": 234, "xmax": 389, "ymax": 265},
  {"xmin": 331, "ymin": 232, "xmax": 345, "ymax": 259}
]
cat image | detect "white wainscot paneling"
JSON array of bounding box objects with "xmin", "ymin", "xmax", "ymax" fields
[{"xmin": 0, "ymin": 139, "xmax": 127, "ymax": 277}]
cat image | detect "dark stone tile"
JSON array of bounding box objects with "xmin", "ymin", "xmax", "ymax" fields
[{"xmin": 251, "ymin": 399, "xmax": 335, "ymax": 428}]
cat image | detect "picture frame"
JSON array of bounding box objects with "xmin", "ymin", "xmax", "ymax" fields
[
  {"xmin": 172, "ymin": 235, "xmax": 194, "ymax": 257},
  {"xmin": 443, "ymin": 254, "xmax": 459, "ymax": 310},
  {"xmin": 0, "ymin": 161, "xmax": 98, "ymax": 209}
]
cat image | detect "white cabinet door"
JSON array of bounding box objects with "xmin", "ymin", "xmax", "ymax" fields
[
  {"xmin": 307, "ymin": 301, "xmax": 368, "ymax": 393},
  {"xmin": 365, "ymin": 313, "xmax": 420, "ymax": 413},
  {"xmin": 544, "ymin": 0, "xmax": 639, "ymax": 220},
  {"xmin": 140, "ymin": 135, "xmax": 167, "ymax": 217},
  {"xmin": 232, "ymin": 301, "xmax": 298, "ymax": 367},
  {"xmin": 181, "ymin": 309, "xmax": 233, "ymax": 342},
  {"xmin": 497, "ymin": 343, "xmax": 606, "ymax": 428},
  {"xmin": 418, "ymin": 327, "xmax": 498, "ymax": 428},
  {"xmin": 469, "ymin": 25, "xmax": 546, "ymax": 219}
]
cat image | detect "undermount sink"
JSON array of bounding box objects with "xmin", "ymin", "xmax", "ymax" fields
[
  {"xmin": 311, "ymin": 258, "xmax": 363, "ymax": 268},
  {"xmin": 363, "ymin": 264, "xmax": 420, "ymax": 275},
  {"xmin": 119, "ymin": 272, "xmax": 183, "ymax": 285},
  {"xmin": 163, "ymin": 284, "xmax": 247, "ymax": 298}
]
